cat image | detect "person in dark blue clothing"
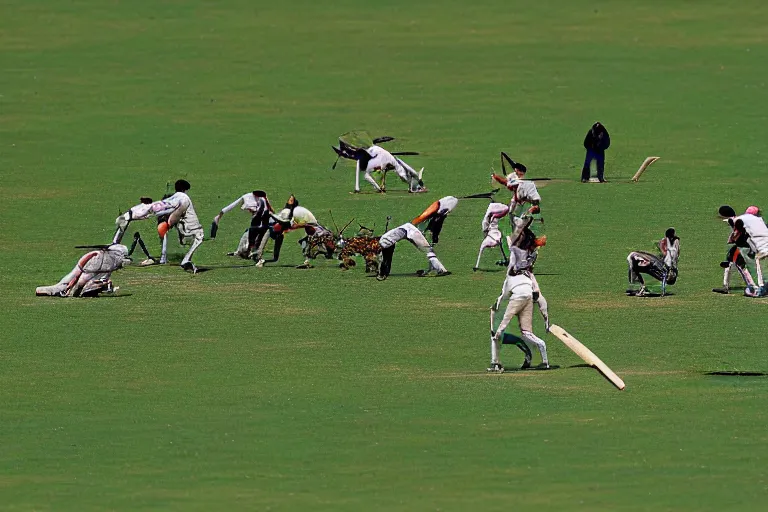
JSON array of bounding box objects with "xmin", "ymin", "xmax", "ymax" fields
[{"xmin": 581, "ymin": 122, "xmax": 610, "ymax": 183}]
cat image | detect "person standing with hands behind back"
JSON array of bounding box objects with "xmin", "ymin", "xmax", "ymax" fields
[{"xmin": 581, "ymin": 122, "xmax": 610, "ymax": 183}]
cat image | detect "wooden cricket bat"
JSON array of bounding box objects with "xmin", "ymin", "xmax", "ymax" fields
[
  {"xmin": 631, "ymin": 156, "xmax": 660, "ymax": 182},
  {"xmin": 549, "ymin": 324, "xmax": 626, "ymax": 390}
]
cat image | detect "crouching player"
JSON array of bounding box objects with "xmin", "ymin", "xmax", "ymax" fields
[
  {"xmin": 729, "ymin": 206, "xmax": 768, "ymax": 297},
  {"xmin": 36, "ymin": 244, "xmax": 130, "ymax": 297},
  {"xmin": 489, "ymin": 246, "xmax": 550, "ymax": 373},
  {"xmin": 627, "ymin": 228, "xmax": 680, "ymax": 296},
  {"xmin": 376, "ymin": 222, "xmax": 449, "ymax": 281},
  {"xmin": 713, "ymin": 205, "xmax": 757, "ymax": 294}
]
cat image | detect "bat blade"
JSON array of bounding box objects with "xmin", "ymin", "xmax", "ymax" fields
[
  {"xmin": 549, "ymin": 324, "xmax": 626, "ymax": 390},
  {"xmin": 210, "ymin": 221, "xmax": 219, "ymax": 239},
  {"xmin": 631, "ymin": 156, "xmax": 660, "ymax": 182}
]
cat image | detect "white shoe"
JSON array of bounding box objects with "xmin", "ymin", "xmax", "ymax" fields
[
  {"xmin": 255, "ymin": 259, "xmax": 266, "ymax": 268},
  {"xmin": 139, "ymin": 258, "xmax": 158, "ymax": 266}
]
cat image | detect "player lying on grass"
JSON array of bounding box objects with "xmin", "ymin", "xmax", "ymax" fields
[
  {"xmin": 36, "ymin": 244, "xmax": 130, "ymax": 297},
  {"xmin": 156, "ymin": 180, "xmax": 204, "ymax": 273},
  {"xmin": 376, "ymin": 222, "xmax": 449, "ymax": 281},
  {"xmin": 713, "ymin": 205, "xmax": 757, "ymax": 294},
  {"xmin": 626, "ymin": 228, "xmax": 680, "ymax": 297},
  {"xmin": 489, "ymin": 246, "xmax": 550, "ymax": 373},
  {"xmin": 212, "ymin": 190, "xmax": 273, "ymax": 264},
  {"xmin": 727, "ymin": 206, "xmax": 768, "ymax": 297}
]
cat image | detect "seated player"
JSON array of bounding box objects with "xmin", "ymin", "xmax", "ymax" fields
[
  {"xmin": 376, "ymin": 222, "xmax": 449, "ymax": 281},
  {"xmin": 36, "ymin": 244, "xmax": 130, "ymax": 297},
  {"xmin": 626, "ymin": 228, "xmax": 680, "ymax": 296}
]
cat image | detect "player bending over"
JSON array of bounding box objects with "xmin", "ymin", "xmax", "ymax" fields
[
  {"xmin": 36, "ymin": 244, "xmax": 130, "ymax": 297},
  {"xmin": 713, "ymin": 205, "xmax": 757, "ymax": 294},
  {"xmin": 156, "ymin": 180, "xmax": 205, "ymax": 273},
  {"xmin": 489, "ymin": 246, "xmax": 550, "ymax": 373},
  {"xmin": 474, "ymin": 202, "xmax": 510, "ymax": 270},
  {"xmin": 212, "ymin": 190, "xmax": 273, "ymax": 263},
  {"xmin": 627, "ymin": 228, "xmax": 680, "ymax": 297},
  {"xmin": 354, "ymin": 145, "xmax": 426, "ymax": 193},
  {"xmin": 376, "ymin": 222, "xmax": 449, "ymax": 281},
  {"xmin": 728, "ymin": 206, "xmax": 768, "ymax": 297},
  {"xmin": 411, "ymin": 196, "xmax": 459, "ymax": 244}
]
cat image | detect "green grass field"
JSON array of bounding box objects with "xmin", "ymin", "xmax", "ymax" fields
[{"xmin": 2, "ymin": 1, "xmax": 768, "ymax": 510}]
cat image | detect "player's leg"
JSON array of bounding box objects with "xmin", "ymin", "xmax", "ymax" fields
[
  {"xmin": 377, "ymin": 245, "xmax": 396, "ymax": 280},
  {"xmin": 474, "ymin": 233, "xmax": 499, "ymax": 270},
  {"xmin": 180, "ymin": 230, "xmax": 204, "ymax": 272},
  {"xmin": 355, "ymin": 160, "xmax": 361, "ymax": 193},
  {"xmin": 518, "ymin": 300, "xmax": 548, "ymax": 367},
  {"xmin": 409, "ymin": 231, "xmax": 448, "ymax": 275},
  {"xmin": 581, "ymin": 150, "xmax": 593, "ymax": 182},
  {"xmin": 113, "ymin": 212, "xmax": 131, "ymax": 244}
]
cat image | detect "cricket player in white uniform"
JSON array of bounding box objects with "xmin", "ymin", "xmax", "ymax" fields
[
  {"xmin": 113, "ymin": 197, "xmax": 173, "ymax": 265},
  {"xmin": 157, "ymin": 180, "xmax": 204, "ymax": 273},
  {"xmin": 377, "ymin": 222, "xmax": 449, "ymax": 281},
  {"xmin": 211, "ymin": 190, "xmax": 273, "ymax": 262},
  {"xmin": 355, "ymin": 145, "xmax": 426, "ymax": 194},
  {"xmin": 492, "ymin": 161, "xmax": 541, "ymax": 246},
  {"xmin": 713, "ymin": 205, "xmax": 757, "ymax": 294},
  {"xmin": 411, "ymin": 195, "xmax": 459, "ymax": 244},
  {"xmin": 730, "ymin": 209, "xmax": 768, "ymax": 296},
  {"xmin": 489, "ymin": 246, "xmax": 550, "ymax": 373},
  {"xmin": 36, "ymin": 244, "xmax": 130, "ymax": 297},
  {"xmin": 474, "ymin": 202, "xmax": 510, "ymax": 270}
]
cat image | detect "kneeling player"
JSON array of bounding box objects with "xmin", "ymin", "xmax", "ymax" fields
[
  {"xmin": 376, "ymin": 222, "xmax": 449, "ymax": 281},
  {"xmin": 36, "ymin": 244, "xmax": 130, "ymax": 297},
  {"xmin": 627, "ymin": 228, "xmax": 680, "ymax": 296}
]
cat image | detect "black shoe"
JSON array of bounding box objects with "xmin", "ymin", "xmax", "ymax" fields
[
  {"xmin": 581, "ymin": 179, "xmax": 588, "ymax": 183},
  {"xmin": 416, "ymin": 269, "xmax": 429, "ymax": 277},
  {"xmin": 181, "ymin": 262, "xmax": 198, "ymax": 274},
  {"xmin": 472, "ymin": 267, "xmax": 479, "ymax": 272},
  {"xmin": 376, "ymin": 274, "xmax": 388, "ymax": 281},
  {"xmin": 436, "ymin": 270, "xmax": 451, "ymax": 277}
]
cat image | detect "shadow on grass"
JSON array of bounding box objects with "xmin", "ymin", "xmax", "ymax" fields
[{"xmin": 705, "ymin": 371, "xmax": 766, "ymax": 377}]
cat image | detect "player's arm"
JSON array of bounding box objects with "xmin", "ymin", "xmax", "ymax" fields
[
  {"xmin": 527, "ymin": 200, "xmax": 540, "ymax": 215},
  {"xmin": 491, "ymin": 174, "xmax": 507, "ymax": 186}
]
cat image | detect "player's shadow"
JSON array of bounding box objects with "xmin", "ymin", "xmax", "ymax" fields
[
  {"xmin": 704, "ymin": 371, "xmax": 766, "ymax": 377},
  {"xmin": 94, "ymin": 293, "xmax": 133, "ymax": 298}
]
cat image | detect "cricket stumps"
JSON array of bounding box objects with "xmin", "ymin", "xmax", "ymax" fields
[{"xmin": 549, "ymin": 324, "xmax": 626, "ymax": 390}]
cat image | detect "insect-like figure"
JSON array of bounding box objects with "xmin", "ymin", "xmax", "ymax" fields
[{"xmin": 336, "ymin": 225, "xmax": 382, "ymax": 273}]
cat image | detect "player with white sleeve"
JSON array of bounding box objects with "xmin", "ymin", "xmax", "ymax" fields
[
  {"xmin": 376, "ymin": 222, "xmax": 449, "ymax": 281},
  {"xmin": 156, "ymin": 180, "xmax": 205, "ymax": 273},
  {"xmin": 355, "ymin": 145, "xmax": 426, "ymax": 194},
  {"xmin": 474, "ymin": 202, "xmax": 510, "ymax": 271},
  {"xmin": 36, "ymin": 244, "xmax": 130, "ymax": 297},
  {"xmin": 730, "ymin": 208, "xmax": 768, "ymax": 296},
  {"xmin": 488, "ymin": 246, "xmax": 550, "ymax": 373}
]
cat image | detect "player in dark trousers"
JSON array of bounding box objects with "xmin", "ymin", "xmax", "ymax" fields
[{"xmin": 581, "ymin": 122, "xmax": 610, "ymax": 183}]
